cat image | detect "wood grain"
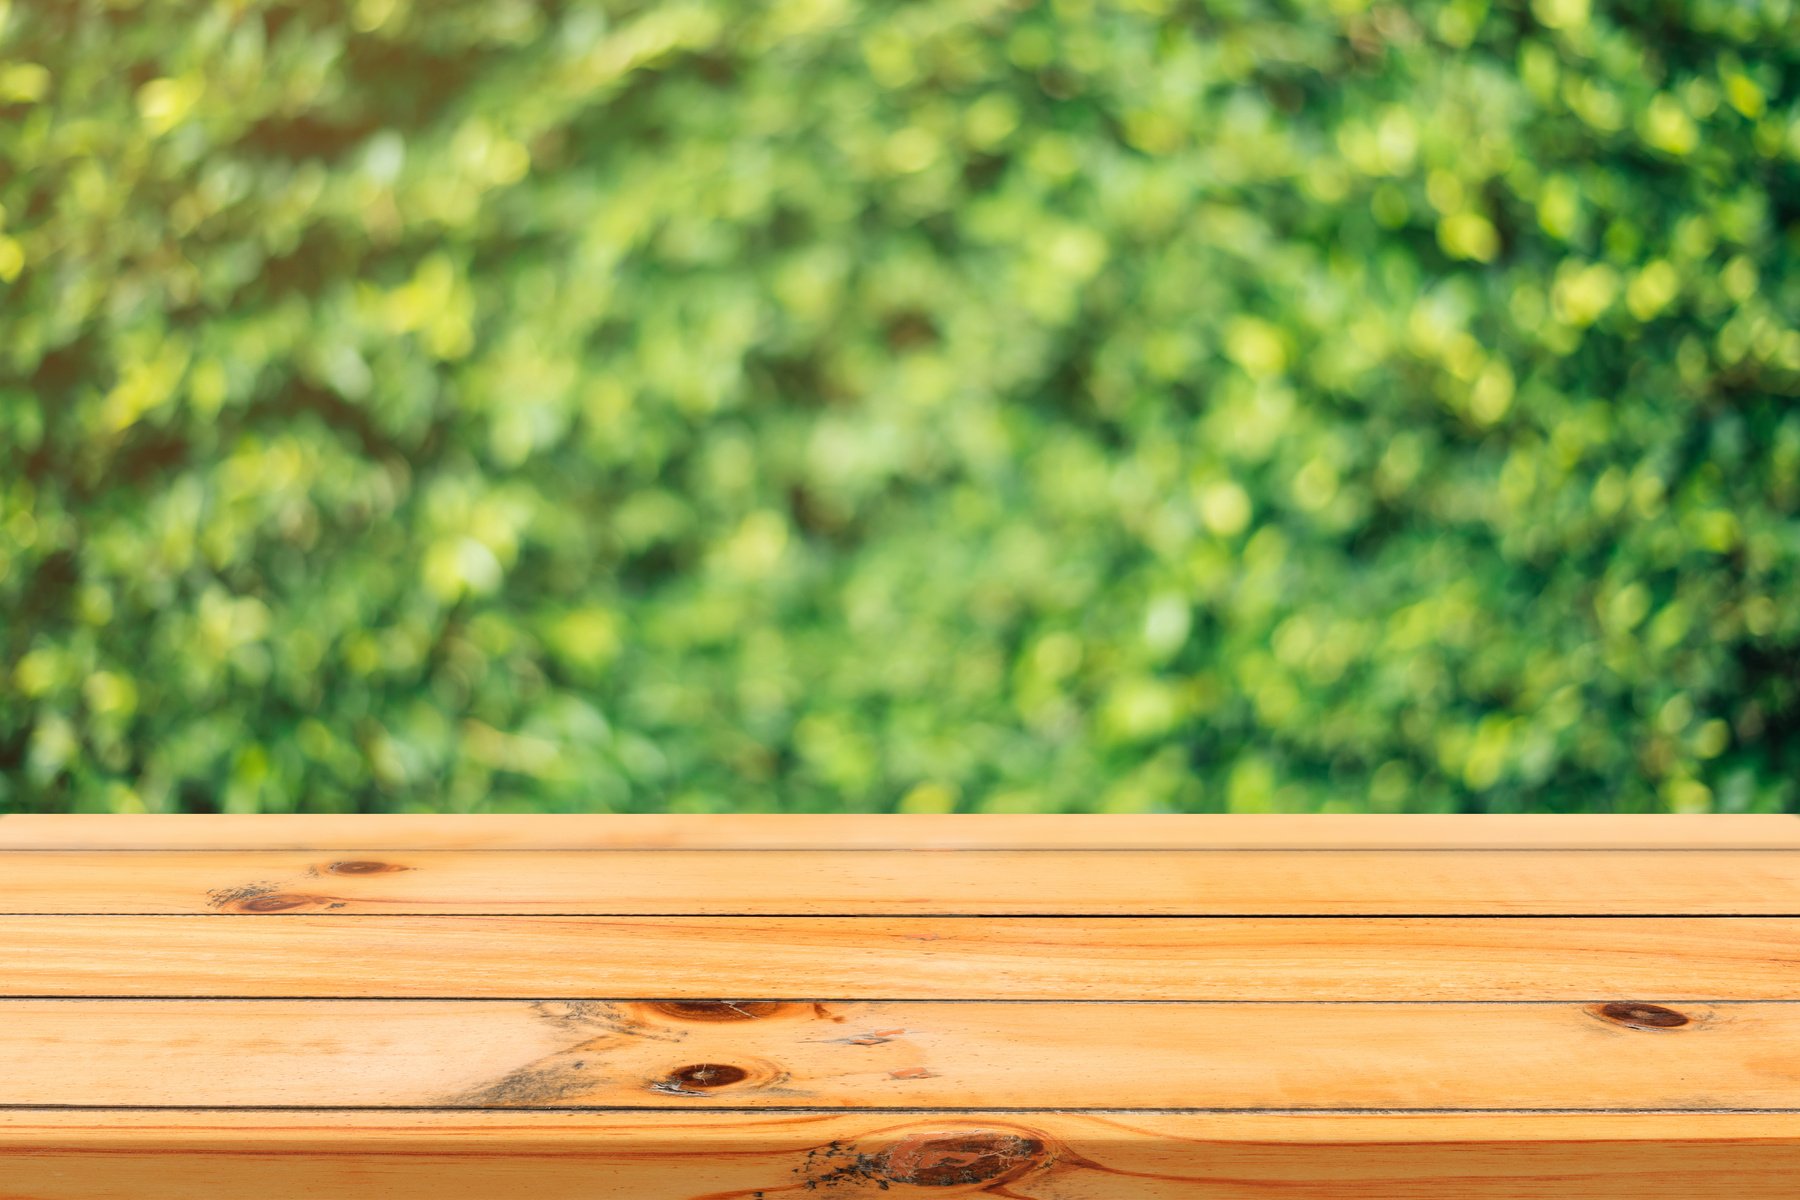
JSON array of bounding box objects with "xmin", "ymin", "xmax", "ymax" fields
[
  {"xmin": 4, "ymin": 1110, "xmax": 1799, "ymax": 1199},
  {"xmin": 6, "ymin": 849, "xmax": 1799, "ymax": 914},
  {"xmin": 10, "ymin": 815, "xmax": 1796, "ymax": 1194},
  {"xmin": 4, "ymin": 998, "xmax": 1796, "ymax": 1109},
  {"xmin": 6, "ymin": 914, "xmax": 1798, "ymax": 999},
  {"xmin": 5, "ymin": 812, "xmax": 1797, "ymax": 850}
]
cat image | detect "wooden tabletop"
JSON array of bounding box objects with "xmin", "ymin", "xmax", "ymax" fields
[{"xmin": 3, "ymin": 813, "xmax": 1798, "ymax": 1198}]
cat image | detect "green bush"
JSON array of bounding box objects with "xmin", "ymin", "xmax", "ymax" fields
[{"xmin": 3, "ymin": 0, "xmax": 1798, "ymax": 814}]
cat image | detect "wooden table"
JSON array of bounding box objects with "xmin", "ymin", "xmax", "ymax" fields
[{"xmin": 3, "ymin": 813, "xmax": 1799, "ymax": 1197}]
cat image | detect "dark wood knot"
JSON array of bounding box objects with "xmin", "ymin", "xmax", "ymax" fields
[
  {"xmin": 235, "ymin": 892, "xmax": 320, "ymax": 913},
  {"xmin": 659, "ymin": 1063, "xmax": 750, "ymax": 1092},
  {"xmin": 326, "ymin": 860, "xmax": 409, "ymax": 875},
  {"xmin": 880, "ymin": 1131, "xmax": 1049, "ymax": 1187},
  {"xmin": 648, "ymin": 1001, "xmax": 783, "ymax": 1022},
  {"xmin": 1594, "ymin": 1002, "xmax": 1690, "ymax": 1030}
]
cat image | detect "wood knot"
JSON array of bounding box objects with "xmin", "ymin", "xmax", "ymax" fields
[
  {"xmin": 325, "ymin": 860, "xmax": 409, "ymax": 875},
  {"xmin": 1593, "ymin": 1002, "xmax": 1690, "ymax": 1030},
  {"xmin": 880, "ymin": 1131, "xmax": 1049, "ymax": 1187},
  {"xmin": 652, "ymin": 1063, "xmax": 751, "ymax": 1094},
  {"xmin": 648, "ymin": 1000, "xmax": 783, "ymax": 1022},
  {"xmin": 234, "ymin": 892, "xmax": 323, "ymax": 913}
]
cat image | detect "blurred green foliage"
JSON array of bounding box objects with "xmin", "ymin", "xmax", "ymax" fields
[{"xmin": 3, "ymin": 0, "xmax": 1799, "ymax": 815}]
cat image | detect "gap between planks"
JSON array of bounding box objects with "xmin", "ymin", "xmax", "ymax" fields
[{"xmin": 10, "ymin": 1106, "xmax": 1800, "ymax": 1113}]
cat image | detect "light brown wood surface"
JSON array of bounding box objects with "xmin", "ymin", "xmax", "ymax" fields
[
  {"xmin": 4, "ymin": 1111, "xmax": 1800, "ymax": 1199},
  {"xmin": 4, "ymin": 814, "xmax": 1797, "ymax": 1197},
  {"xmin": 7, "ymin": 812, "xmax": 1798, "ymax": 849},
  {"xmin": 5, "ymin": 998, "xmax": 1794, "ymax": 1109},
  {"xmin": 8, "ymin": 914, "xmax": 1799, "ymax": 999},
  {"xmin": 7, "ymin": 848, "xmax": 1799, "ymax": 914}
]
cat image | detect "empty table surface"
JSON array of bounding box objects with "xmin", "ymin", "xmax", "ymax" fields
[{"xmin": 3, "ymin": 813, "xmax": 1798, "ymax": 1198}]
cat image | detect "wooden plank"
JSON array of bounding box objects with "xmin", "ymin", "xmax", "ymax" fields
[
  {"xmin": 3, "ymin": 1110, "xmax": 1799, "ymax": 1199},
  {"xmin": 4, "ymin": 999, "xmax": 1797, "ymax": 1109},
  {"xmin": 7, "ymin": 914, "xmax": 1797, "ymax": 1000},
  {"xmin": 4, "ymin": 849, "xmax": 1798, "ymax": 914},
  {"xmin": 5, "ymin": 812, "xmax": 1797, "ymax": 850}
]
